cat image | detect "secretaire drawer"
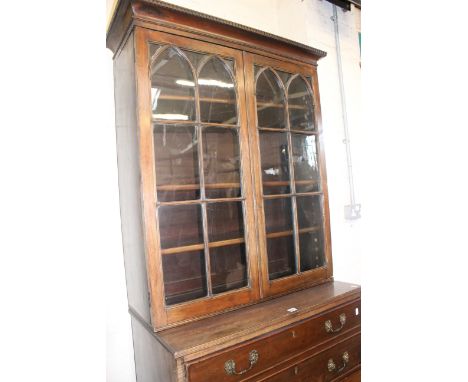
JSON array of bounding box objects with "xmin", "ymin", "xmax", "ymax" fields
[
  {"xmin": 187, "ymin": 299, "xmax": 361, "ymax": 382},
  {"xmin": 264, "ymin": 333, "xmax": 361, "ymax": 382}
]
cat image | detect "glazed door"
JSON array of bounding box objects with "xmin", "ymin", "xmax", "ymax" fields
[
  {"xmin": 243, "ymin": 52, "xmax": 333, "ymax": 298},
  {"xmin": 135, "ymin": 28, "xmax": 260, "ymax": 328}
]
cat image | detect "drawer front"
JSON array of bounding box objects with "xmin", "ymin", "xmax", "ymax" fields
[
  {"xmin": 187, "ymin": 299, "xmax": 360, "ymax": 382},
  {"xmin": 264, "ymin": 333, "xmax": 360, "ymax": 382},
  {"xmin": 342, "ymin": 370, "xmax": 361, "ymax": 381}
]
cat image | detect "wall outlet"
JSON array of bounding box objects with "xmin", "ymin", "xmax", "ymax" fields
[{"xmin": 344, "ymin": 204, "xmax": 361, "ymax": 220}]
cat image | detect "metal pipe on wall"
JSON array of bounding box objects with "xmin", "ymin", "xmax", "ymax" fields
[{"xmin": 331, "ymin": 4, "xmax": 361, "ymax": 220}]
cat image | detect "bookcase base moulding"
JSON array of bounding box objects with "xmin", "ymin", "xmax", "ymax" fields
[{"xmin": 107, "ymin": 1, "xmax": 361, "ymax": 381}]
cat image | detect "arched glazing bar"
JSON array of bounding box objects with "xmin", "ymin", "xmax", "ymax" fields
[
  {"xmin": 254, "ymin": 65, "xmax": 325, "ymax": 281},
  {"xmin": 150, "ymin": 45, "xmax": 198, "ymax": 122},
  {"xmin": 255, "ymin": 66, "xmax": 297, "ymax": 279},
  {"xmin": 150, "ymin": 44, "xmax": 247, "ymax": 305},
  {"xmin": 255, "ymin": 67, "xmax": 287, "ymax": 129},
  {"xmin": 150, "ymin": 45, "xmax": 209, "ymax": 303},
  {"xmin": 286, "ymin": 74, "xmax": 316, "ymax": 132},
  {"xmin": 197, "ymin": 55, "xmax": 238, "ymax": 125},
  {"xmin": 285, "ymin": 74, "xmax": 320, "ymax": 192},
  {"xmin": 285, "ymin": 74, "xmax": 324, "ymax": 273},
  {"xmin": 197, "ymin": 55, "xmax": 242, "ymax": 199},
  {"xmin": 196, "ymin": 54, "xmax": 246, "ymax": 298},
  {"xmin": 150, "ymin": 45, "xmax": 200, "ymax": 203}
]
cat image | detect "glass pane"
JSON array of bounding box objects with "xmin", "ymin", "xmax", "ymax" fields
[
  {"xmin": 259, "ymin": 132, "xmax": 290, "ymax": 195},
  {"xmin": 199, "ymin": 57, "xmax": 237, "ymax": 124},
  {"xmin": 162, "ymin": 250, "xmax": 207, "ymax": 305},
  {"xmin": 149, "ymin": 43, "xmax": 161, "ymax": 60},
  {"xmin": 151, "ymin": 47, "xmax": 195, "ymax": 121},
  {"xmin": 254, "ymin": 65, "xmax": 261, "ymax": 77},
  {"xmin": 210, "ymin": 244, "xmax": 248, "ymax": 294},
  {"xmin": 158, "ymin": 204, "xmax": 203, "ymax": 249},
  {"xmin": 264, "ymin": 198, "xmax": 293, "ymax": 233},
  {"xmin": 203, "ymin": 127, "xmax": 241, "ymax": 198},
  {"xmin": 256, "ymin": 69, "xmax": 286, "ymax": 128},
  {"xmin": 288, "ymin": 76, "xmax": 315, "ymax": 131},
  {"xmin": 154, "ymin": 124, "xmax": 200, "ymax": 202},
  {"xmin": 264, "ymin": 198, "xmax": 296, "ymax": 280},
  {"xmin": 296, "ymin": 195, "xmax": 325, "ymax": 271},
  {"xmin": 296, "ymin": 195, "xmax": 323, "ymax": 229},
  {"xmin": 299, "ymin": 231, "xmax": 325, "ymax": 272},
  {"xmin": 292, "ymin": 134, "xmax": 321, "ymax": 193},
  {"xmin": 267, "ymin": 236, "xmax": 296, "ymax": 280},
  {"xmin": 206, "ymin": 202, "xmax": 244, "ymax": 242},
  {"xmin": 181, "ymin": 49, "xmax": 204, "ymax": 70},
  {"xmin": 277, "ymin": 70, "xmax": 292, "ymax": 86}
]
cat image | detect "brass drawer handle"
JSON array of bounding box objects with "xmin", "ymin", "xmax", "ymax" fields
[
  {"xmin": 224, "ymin": 350, "xmax": 259, "ymax": 376},
  {"xmin": 328, "ymin": 351, "xmax": 349, "ymax": 373},
  {"xmin": 324, "ymin": 313, "xmax": 346, "ymax": 333}
]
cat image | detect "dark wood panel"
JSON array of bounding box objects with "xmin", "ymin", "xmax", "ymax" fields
[
  {"xmin": 131, "ymin": 316, "xmax": 178, "ymax": 382},
  {"xmin": 113, "ymin": 32, "xmax": 152, "ymax": 323}
]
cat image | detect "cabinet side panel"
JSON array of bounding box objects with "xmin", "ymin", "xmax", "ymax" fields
[
  {"xmin": 131, "ymin": 316, "xmax": 178, "ymax": 382},
  {"xmin": 114, "ymin": 33, "xmax": 151, "ymax": 323}
]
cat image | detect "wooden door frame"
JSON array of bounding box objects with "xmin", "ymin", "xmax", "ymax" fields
[
  {"xmin": 243, "ymin": 52, "xmax": 333, "ymax": 299},
  {"xmin": 134, "ymin": 27, "xmax": 261, "ymax": 330}
]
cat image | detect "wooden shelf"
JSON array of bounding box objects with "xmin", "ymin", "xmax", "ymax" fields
[
  {"xmin": 157, "ymin": 94, "xmax": 234, "ymax": 104},
  {"xmin": 289, "ymin": 128, "xmax": 318, "ymax": 135},
  {"xmin": 161, "ymin": 243, "xmax": 205, "ymax": 255},
  {"xmin": 258, "ymin": 126, "xmax": 317, "ymax": 134},
  {"xmin": 158, "ymin": 196, "xmax": 244, "ymax": 206},
  {"xmin": 155, "ymin": 95, "xmax": 308, "ymax": 109},
  {"xmin": 165, "ymin": 269, "xmax": 246, "ymax": 289},
  {"xmin": 266, "ymin": 226, "xmax": 321, "ymax": 239},
  {"xmin": 152, "ymin": 120, "xmax": 239, "ymax": 129},
  {"xmin": 157, "ymin": 180, "xmax": 318, "ymax": 192},
  {"xmin": 298, "ymin": 226, "xmax": 321, "ymax": 234},
  {"xmin": 295, "ymin": 180, "xmax": 320, "ymax": 185},
  {"xmin": 161, "ymin": 237, "xmax": 245, "ymax": 255},
  {"xmin": 263, "ymin": 190, "xmax": 323, "ymax": 200},
  {"xmin": 158, "ymin": 182, "xmax": 240, "ymax": 191},
  {"xmin": 165, "ymin": 270, "xmax": 247, "ymax": 303},
  {"xmin": 209, "ymin": 237, "xmax": 245, "ymax": 248},
  {"xmin": 257, "ymin": 101, "xmax": 307, "ymax": 110},
  {"xmin": 263, "ymin": 180, "xmax": 319, "ymax": 187},
  {"xmin": 161, "ymin": 226, "xmax": 322, "ymax": 256},
  {"xmin": 263, "ymin": 180, "xmax": 289, "ymax": 187}
]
